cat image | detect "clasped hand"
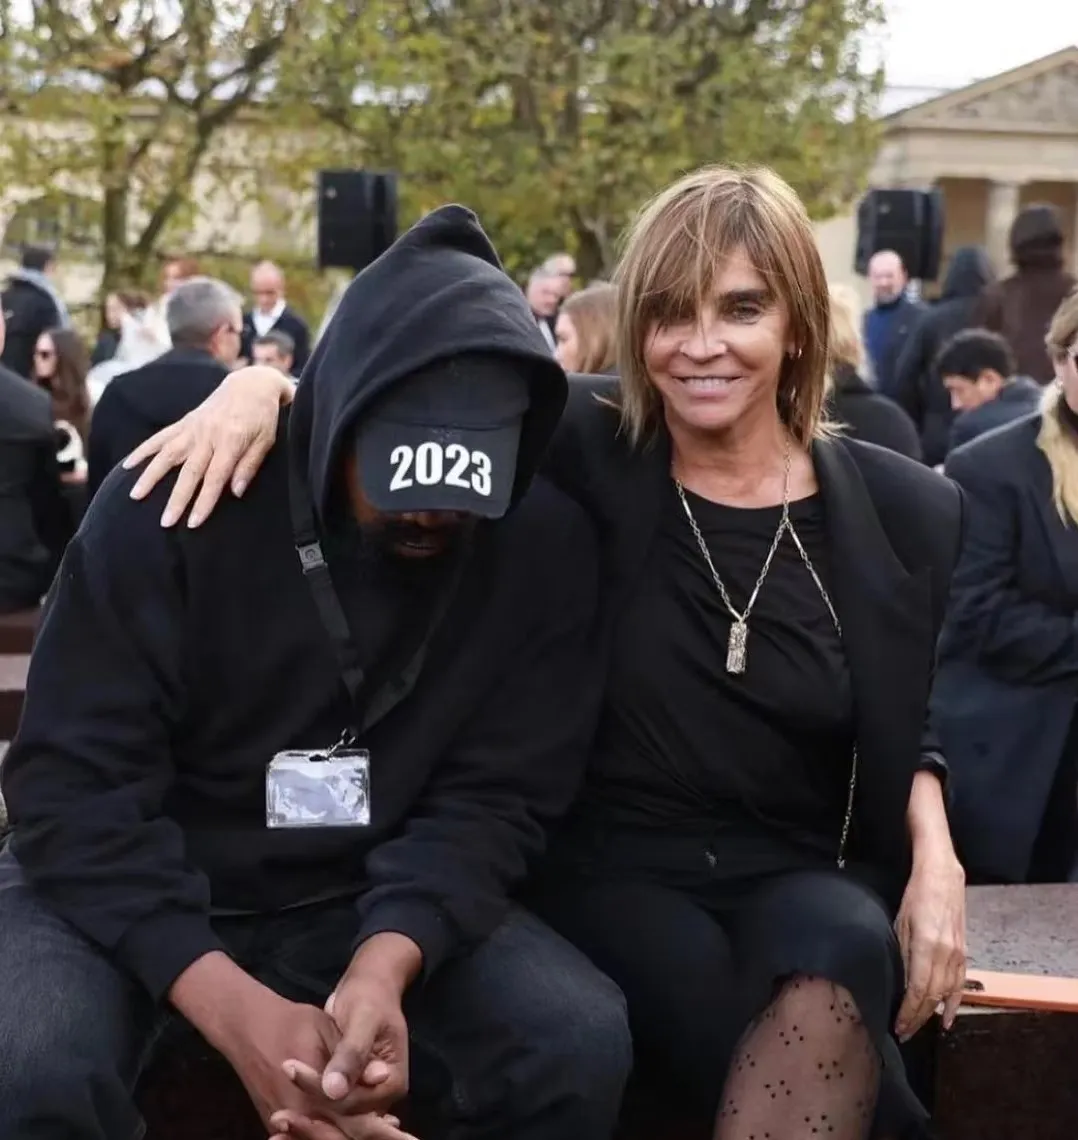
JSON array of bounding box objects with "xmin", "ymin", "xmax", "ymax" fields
[{"xmin": 218, "ymin": 970, "xmax": 416, "ymax": 1140}]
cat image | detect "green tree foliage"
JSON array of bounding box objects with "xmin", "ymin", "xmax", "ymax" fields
[
  {"xmin": 288, "ymin": 0, "xmax": 884, "ymax": 280},
  {"xmin": 0, "ymin": 0, "xmax": 301, "ymax": 294}
]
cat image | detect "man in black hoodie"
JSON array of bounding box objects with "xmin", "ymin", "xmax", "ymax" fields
[{"xmin": 0, "ymin": 207, "xmax": 628, "ymax": 1140}]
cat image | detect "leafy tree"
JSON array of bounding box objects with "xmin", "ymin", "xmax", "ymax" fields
[
  {"xmin": 290, "ymin": 0, "xmax": 884, "ymax": 281},
  {"xmin": 0, "ymin": 0, "xmax": 302, "ymax": 294}
]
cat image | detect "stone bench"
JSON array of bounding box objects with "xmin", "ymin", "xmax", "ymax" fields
[{"xmin": 931, "ymin": 883, "xmax": 1078, "ymax": 1140}]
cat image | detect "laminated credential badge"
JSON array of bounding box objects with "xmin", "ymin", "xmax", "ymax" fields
[{"xmin": 266, "ymin": 747, "xmax": 371, "ymax": 829}]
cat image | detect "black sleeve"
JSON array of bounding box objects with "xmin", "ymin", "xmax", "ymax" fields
[
  {"xmin": 87, "ymin": 386, "xmax": 145, "ymax": 500},
  {"xmin": 1, "ymin": 475, "xmax": 224, "ymax": 1001},
  {"xmin": 28, "ymin": 433, "xmax": 74, "ymax": 571},
  {"xmin": 354, "ymin": 503, "xmax": 602, "ymax": 977},
  {"xmin": 942, "ymin": 447, "xmax": 1078, "ymax": 684}
]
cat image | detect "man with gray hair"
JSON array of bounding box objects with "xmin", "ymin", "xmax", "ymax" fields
[{"xmin": 87, "ymin": 277, "xmax": 242, "ymax": 498}]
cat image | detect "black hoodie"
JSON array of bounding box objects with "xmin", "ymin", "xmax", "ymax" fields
[
  {"xmin": 894, "ymin": 245, "xmax": 995, "ymax": 466},
  {"xmin": 3, "ymin": 206, "xmax": 600, "ymax": 1001}
]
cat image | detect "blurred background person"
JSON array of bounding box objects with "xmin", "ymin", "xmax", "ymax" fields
[
  {"xmin": 32, "ymin": 327, "xmax": 91, "ymax": 452},
  {"xmin": 251, "ymin": 329, "xmax": 297, "ymax": 382},
  {"xmin": 240, "ymin": 260, "xmax": 310, "ymax": 373},
  {"xmin": 974, "ymin": 203, "xmax": 1076, "ymax": 384},
  {"xmin": 933, "ymin": 287, "xmax": 1078, "ymax": 886},
  {"xmin": 894, "ymin": 246, "xmax": 995, "ymax": 466},
  {"xmin": 541, "ymin": 252, "xmax": 576, "ymax": 304},
  {"xmin": 1, "ymin": 245, "xmax": 70, "ymax": 379},
  {"xmin": 937, "ymin": 329, "xmax": 1040, "ymax": 455},
  {"xmin": 554, "ymin": 283, "xmax": 617, "ymax": 375},
  {"xmin": 0, "ymin": 309, "xmax": 73, "ymax": 613},
  {"xmin": 87, "ymin": 277, "xmax": 240, "ymax": 497},
  {"xmin": 525, "ymin": 267, "xmax": 561, "ymax": 352},
  {"xmin": 862, "ymin": 249, "xmax": 922, "ymax": 401},
  {"xmin": 91, "ymin": 290, "xmax": 150, "ymax": 367},
  {"xmin": 826, "ymin": 284, "xmax": 921, "ymax": 459}
]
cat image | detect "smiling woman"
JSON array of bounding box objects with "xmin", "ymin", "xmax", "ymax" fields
[{"xmin": 119, "ymin": 165, "xmax": 967, "ymax": 1140}]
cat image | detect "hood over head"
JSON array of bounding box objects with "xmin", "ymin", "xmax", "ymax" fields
[
  {"xmin": 289, "ymin": 205, "xmax": 566, "ymax": 525},
  {"xmin": 941, "ymin": 245, "xmax": 994, "ymax": 300},
  {"xmin": 1009, "ymin": 203, "xmax": 1065, "ymax": 271}
]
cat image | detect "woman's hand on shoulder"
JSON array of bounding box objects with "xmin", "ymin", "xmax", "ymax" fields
[{"xmin": 124, "ymin": 365, "xmax": 293, "ymax": 528}]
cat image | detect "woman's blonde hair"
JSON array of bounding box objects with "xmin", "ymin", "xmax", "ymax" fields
[
  {"xmin": 826, "ymin": 284, "xmax": 867, "ymax": 388},
  {"xmin": 1038, "ymin": 287, "xmax": 1078, "ymax": 524},
  {"xmin": 614, "ymin": 165, "xmax": 832, "ymax": 447},
  {"xmin": 560, "ymin": 283, "xmax": 617, "ymax": 374}
]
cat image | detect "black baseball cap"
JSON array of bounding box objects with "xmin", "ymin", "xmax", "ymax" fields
[{"xmin": 354, "ymin": 353, "xmax": 532, "ymax": 519}]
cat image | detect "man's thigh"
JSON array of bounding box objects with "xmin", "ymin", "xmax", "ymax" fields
[
  {"xmin": 405, "ymin": 906, "xmax": 631, "ymax": 1136},
  {"xmin": 0, "ymin": 847, "xmax": 164, "ymax": 1138}
]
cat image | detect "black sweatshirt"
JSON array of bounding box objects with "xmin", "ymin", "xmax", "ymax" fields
[{"xmin": 3, "ymin": 206, "xmax": 601, "ymax": 1002}]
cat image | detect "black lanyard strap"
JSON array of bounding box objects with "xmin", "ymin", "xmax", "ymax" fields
[{"xmin": 287, "ymin": 454, "xmax": 469, "ymax": 734}]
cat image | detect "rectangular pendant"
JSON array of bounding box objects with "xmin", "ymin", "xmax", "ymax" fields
[{"xmin": 726, "ymin": 619, "xmax": 748, "ymax": 674}]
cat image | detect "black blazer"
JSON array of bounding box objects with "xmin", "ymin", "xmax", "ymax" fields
[
  {"xmin": 87, "ymin": 348, "xmax": 229, "ymax": 499},
  {"xmin": 545, "ymin": 376, "xmax": 964, "ymax": 908},
  {"xmin": 241, "ymin": 305, "xmax": 312, "ymax": 374},
  {"xmin": 933, "ymin": 415, "xmax": 1078, "ymax": 881}
]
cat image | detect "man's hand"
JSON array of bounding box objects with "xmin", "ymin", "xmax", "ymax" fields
[
  {"xmin": 286, "ymin": 933, "xmax": 423, "ymax": 1115},
  {"xmin": 169, "ymin": 952, "xmax": 346, "ymax": 1128}
]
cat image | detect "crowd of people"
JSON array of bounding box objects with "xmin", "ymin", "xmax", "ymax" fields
[
  {"xmin": 0, "ymin": 168, "xmax": 1074, "ymax": 1140},
  {"xmin": 0, "ymin": 250, "xmax": 311, "ymax": 611}
]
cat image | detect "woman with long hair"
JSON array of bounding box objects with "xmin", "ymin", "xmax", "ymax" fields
[
  {"xmin": 932, "ymin": 287, "xmax": 1078, "ymax": 886},
  {"xmin": 120, "ymin": 168, "xmax": 966, "ymax": 1140},
  {"xmin": 33, "ymin": 326, "xmax": 91, "ymax": 447},
  {"xmin": 554, "ymin": 283, "xmax": 618, "ymax": 375}
]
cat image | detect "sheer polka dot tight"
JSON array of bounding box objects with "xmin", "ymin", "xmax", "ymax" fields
[{"xmin": 712, "ymin": 974, "xmax": 880, "ymax": 1140}]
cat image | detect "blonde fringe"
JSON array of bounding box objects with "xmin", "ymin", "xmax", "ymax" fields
[{"xmin": 1036, "ymin": 384, "xmax": 1078, "ymax": 526}]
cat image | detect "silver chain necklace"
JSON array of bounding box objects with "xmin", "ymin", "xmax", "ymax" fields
[{"xmin": 673, "ymin": 443, "xmax": 859, "ymax": 868}]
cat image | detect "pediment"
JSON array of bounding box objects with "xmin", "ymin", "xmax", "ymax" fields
[{"xmin": 890, "ymin": 47, "xmax": 1078, "ymax": 131}]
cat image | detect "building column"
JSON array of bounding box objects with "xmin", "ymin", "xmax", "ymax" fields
[
  {"xmin": 985, "ymin": 180, "xmax": 1022, "ymax": 273},
  {"xmin": 1072, "ymin": 184, "xmax": 1078, "ymax": 276}
]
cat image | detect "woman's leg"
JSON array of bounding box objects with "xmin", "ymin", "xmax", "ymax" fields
[
  {"xmin": 712, "ymin": 871, "xmax": 906, "ymax": 1140},
  {"xmin": 532, "ymin": 876, "xmax": 743, "ymax": 1112}
]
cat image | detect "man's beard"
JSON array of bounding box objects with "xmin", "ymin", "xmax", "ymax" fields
[{"xmin": 359, "ymin": 517, "xmax": 475, "ymax": 566}]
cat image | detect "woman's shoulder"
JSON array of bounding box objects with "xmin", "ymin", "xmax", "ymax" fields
[{"xmin": 944, "ymin": 412, "xmax": 1042, "ymax": 488}]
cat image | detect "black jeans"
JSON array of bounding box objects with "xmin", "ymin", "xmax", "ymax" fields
[{"xmin": 0, "ymin": 851, "xmax": 631, "ymax": 1140}]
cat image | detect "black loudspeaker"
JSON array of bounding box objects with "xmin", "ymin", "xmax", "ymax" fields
[
  {"xmin": 317, "ymin": 170, "xmax": 399, "ymax": 271},
  {"xmin": 855, "ymin": 188, "xmax": 944, "ymax": 281}
]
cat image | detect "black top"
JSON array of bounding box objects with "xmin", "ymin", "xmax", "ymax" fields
[
  {"xmin": 549, "ymin": 376, "xmax": 964, "ymax": 909},
  {"xmin": 828, "ymin": 366, "xmax": 922, "ymax": 462},
  {"xmin": 591, "ymin": 484, "xmax": 852, "ymax": 871}
]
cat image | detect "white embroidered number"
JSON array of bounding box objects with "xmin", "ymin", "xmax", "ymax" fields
[
  {"xmin": 472, "ymin": 450, "xmax": 492, "ymax": 496},
  {"xmin": 389, "ymin": 444, "xmax": 413, "ymax": 490},
  {"xmin": 387, "ymin": 443, "xmax": 493, "ymax": 498},
  {"xmin": 414, "ymin": 441, "xmax": 443, "ymax": 485},
  {"xmin": 445, "ymin": 443, "xmax": 471, "ymax": 488}
]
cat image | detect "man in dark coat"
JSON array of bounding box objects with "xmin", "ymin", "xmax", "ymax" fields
[
  {"xmin": 87, "ymin": 278, "xmax": 240, "ymax": 497},
  {"xmin": 894, "ymin": 245, "xmax": 995, "ymax": 466},
  {"xmin": 863, "ymin": 249, "xmax": 923, "ymax": 401},
  {"xmin": 240, "ymin": 260, "xmax": 311, "ymax": 374}
]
